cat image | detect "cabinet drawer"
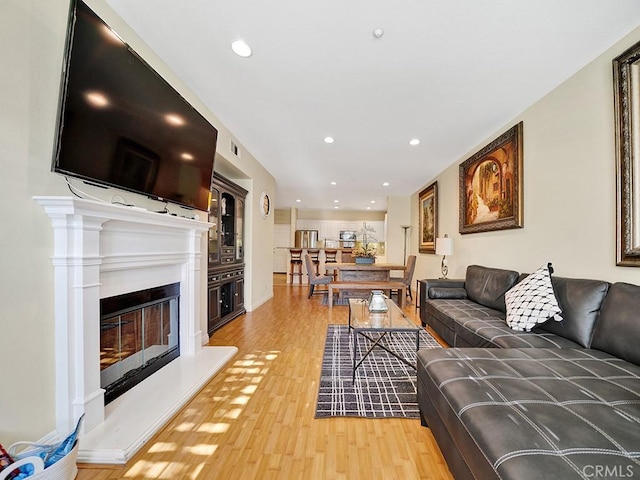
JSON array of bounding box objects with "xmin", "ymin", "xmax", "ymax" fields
[
  {"xmin": 208, "ymin": 274, "xmax": 221, "ymax": 284},
  {"xmin": 221, "ymin": 247, "xmax": 235, "ymax": 255},
  {"xmin": 221, "ymin": 255, "xmax": 234, "ymax": 263}
]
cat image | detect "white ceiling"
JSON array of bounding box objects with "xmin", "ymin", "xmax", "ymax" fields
[{"xmin": 104, "ymin": 0, "xmax": 640, "ymax": 212}]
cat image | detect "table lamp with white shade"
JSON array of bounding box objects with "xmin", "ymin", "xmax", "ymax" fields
[{"xmin": 435, "ymin": 234, "xmax": 454, "ymax": 279}]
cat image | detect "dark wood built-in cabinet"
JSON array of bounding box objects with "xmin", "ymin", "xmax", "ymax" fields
[{"xmin": 207, "ymin": 173, "xmax": 247, "ymax": 334}]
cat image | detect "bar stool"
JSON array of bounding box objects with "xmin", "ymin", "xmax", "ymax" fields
[
  {"xmin": 307, "ymin": 249, "xmax": 320, "ymax": 275},
  {"xmin": 324, "ymin": 248, "xmax": 338, "ymax": 279},
  {"xmin": 289, "ymin": 249, "xmax": 303, "ymax": 284}
]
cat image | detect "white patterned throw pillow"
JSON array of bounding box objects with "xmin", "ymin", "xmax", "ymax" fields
[{"xmin": 505, "ymin": 263, "xmax": 563, "ymax": 332}]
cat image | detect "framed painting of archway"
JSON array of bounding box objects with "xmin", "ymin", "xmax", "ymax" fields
[{"xmin": 459, "ymin": 122, "xmax": 523, "ymax": 234}]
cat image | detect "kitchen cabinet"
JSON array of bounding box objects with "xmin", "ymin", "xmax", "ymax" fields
[{"xmin": 293, "ymin": 220, "xmax": 386, "ymax": 246}]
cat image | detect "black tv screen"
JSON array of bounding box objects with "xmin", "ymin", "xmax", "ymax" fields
[{"xmin": 53, "ymin": 0, "xmax": 217, "ymax": 211}]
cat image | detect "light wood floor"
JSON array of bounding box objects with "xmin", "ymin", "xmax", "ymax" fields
[{"xmin": 78, "ymin": 276, "xmax": 454, "ymax": 480}]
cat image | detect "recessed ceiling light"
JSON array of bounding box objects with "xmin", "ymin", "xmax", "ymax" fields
[
  {"xmin": 366, "ymin": 206, "xmax": 371, "ymax": 210},
  {"xmin": 231, "ymin": 40, "xmax": 252, "ymax": 58},
  {"xmin": 334, "ymin": 200, "xmax": 339, "ymax": 203},
  {"xmin": 181, "ymin": 153, "xmax": 194, "ymax": 161},
  {"xmin": 334, "ymin": 206, "xmax": 339, "ymax": 209},
  {"xmin": 324, "ymin": 136, "xmax": 335, "ymax": 144},
  {"xmin": 296, "ymin": 199, "xmax": 301, "ymax": 203},
  {"xmin": 409, "ymin": 138, "xmax": 420, "ymax": 146},
  {"xmin": 370, "ymin": 200, "xmax": 376, "ymax": 204},
  {"xmin": 372, "ymin": 28, "xmax": 384, "ymax": 39},
  {"xmin": 330, "ymin": 181, "xmax": 337, "ymax": 186},
  {"xmin": 382, "ymin": 182, "xmax": 390, "ymax": 186}
]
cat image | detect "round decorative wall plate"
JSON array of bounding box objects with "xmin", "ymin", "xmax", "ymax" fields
[{"xmin": 260, "ymin": 190, "xmax": 271, "ymax": 218}]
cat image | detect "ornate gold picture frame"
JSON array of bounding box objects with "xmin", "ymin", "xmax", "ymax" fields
[
  {"xmin": 613, "ymin": 40, "xmax": 640, "ymax": 267},
  {"xmin": 418, "ymin": 181, "xmax": 437, "ymax": 254},
  {"xmin": 459, "ymin": 122, "xmax": 523, "ymax": 234}
]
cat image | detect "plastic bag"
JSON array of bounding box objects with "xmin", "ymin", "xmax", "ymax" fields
[
  {"xmin": 43, "ymin": 415, "xmax": 83, "ymax": 468},
  {"xmin": 10, "ymin": 414, "xmax": 83, "ymax": 469}
]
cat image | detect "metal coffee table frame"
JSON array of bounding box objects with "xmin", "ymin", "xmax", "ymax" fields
[{"xmin": 348, "ymin": 298, "xmax": 421, "ymax": 382}]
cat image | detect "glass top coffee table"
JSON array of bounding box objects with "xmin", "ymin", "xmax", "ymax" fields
[{"xmin": 348, "ymin": 297, "xmax": 422, "ymax": 381}]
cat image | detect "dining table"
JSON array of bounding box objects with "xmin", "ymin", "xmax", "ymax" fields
[
  {"xmin": 324, "ymin": 262, "xmax": 406, "ymax": 303},
  {"xmin": 325, "ymin": 262, "xmax": 406, "ymax": 282}
]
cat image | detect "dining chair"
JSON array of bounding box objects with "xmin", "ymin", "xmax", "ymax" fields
[
  {"xmin": 304, "ymin": 254, "xmax": 332, "ymax": 298},
  {"xmin": 391, "ymin": 254, "xmax": 417, "ymax": 302}
]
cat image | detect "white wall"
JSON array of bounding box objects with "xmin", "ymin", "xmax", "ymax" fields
[
  {"xmin": 410, "ymin": 25, "xmax": 640, "ymax": 287},
  {"xmin": 387, "ymin": 196, "xmax": 412, "ymax": 266},
  {"xmin": 0, "ymin": 0, "xmax": 274, "ymax": 443}
]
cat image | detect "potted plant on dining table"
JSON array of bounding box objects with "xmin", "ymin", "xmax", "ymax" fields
[{"xmin": 352, "ymin": 222, "xmax": 378, "ymax": 264}]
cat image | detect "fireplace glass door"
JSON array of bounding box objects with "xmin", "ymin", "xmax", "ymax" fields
[{"xmin": 100, "ymin": 283, "xmax": 180, "ymax": 404}]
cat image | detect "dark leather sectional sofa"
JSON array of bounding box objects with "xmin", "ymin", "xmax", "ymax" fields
[{"xmin": 417, "ymin": 265, "xmax": 640, "ymax": 480}]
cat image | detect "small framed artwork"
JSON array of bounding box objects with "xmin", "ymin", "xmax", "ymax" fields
[
  {"xmin": 260, "ymin": 190, "xmax": 271, "ymax": 218},
  {"xmin": 459, "ymin": 122, "xmax": 523, "ymax": 234},
  {"xmin": 418, "ymin": 181, "xmax": 437, "ymax": 254}
]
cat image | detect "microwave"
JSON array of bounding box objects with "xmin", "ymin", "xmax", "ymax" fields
[{"xmin": 339, "ymin": 231, "xmax": 356, "ymax": 241}]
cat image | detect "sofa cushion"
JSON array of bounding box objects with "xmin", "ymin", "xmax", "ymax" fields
[
  {"xmin": 592, "ymin": 282, "xmax": 640, "ymax": 366},
  {"xmin": 427, "ymin": 299, "xmax": 580, "ymax": 349},
  {"xmin": 537, "ymin": 277, "xmax": 610, "ymax": 348},
  {"xmin": 456, "ymin": 316, "xmax": 582, "ymax": 349},
  {"xmin": 504, "ymin": 264, "xmax": 562, "ymax": 332},
  {"xmin": 417, "ymin": 347, "xmax": 640, "ymax": 480},
  {"xmin": 425, "ymin": 301, "xmax": 458, "ymax": 346},
  {"xmin": 465, "ymin": 265, "xmax": 520, "ymax": 312},
  {"xmin": 428, "ymin": 299, "xmax": 506, "ymax": 348}
]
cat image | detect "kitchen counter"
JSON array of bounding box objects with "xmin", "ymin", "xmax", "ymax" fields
[{"xmin": 286, "ymin": 247, "xmax": 353, "ymax": 283}]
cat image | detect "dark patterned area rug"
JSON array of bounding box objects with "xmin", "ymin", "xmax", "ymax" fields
[
  {"xmin": 320, "ymin": 293, "xmax": 350, "ymax": 306},
  {"xmin": 315, "ymin": 324, "xmax": 442, "ymax": 418}
]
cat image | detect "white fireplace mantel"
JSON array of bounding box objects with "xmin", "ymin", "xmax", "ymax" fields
[{"xmin": 35, "ymin": 196, "xmax": 214, "ymax": 437}]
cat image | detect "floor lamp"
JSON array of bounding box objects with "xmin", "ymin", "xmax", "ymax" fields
[
  {"xmin": 401, "ymin": 225, "xmax": 410, "ymax": 265},
  {"xmin": 435, "ymin": 234, "xmax": 454, "ymax": 279}
]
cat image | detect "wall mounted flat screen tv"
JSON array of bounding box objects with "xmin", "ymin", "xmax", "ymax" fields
[{"xmin": 52, "ymin": 0, "xmax": 217, "ymax": 211}]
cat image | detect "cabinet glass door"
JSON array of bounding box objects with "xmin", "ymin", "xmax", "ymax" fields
[
  {"xmin": 207, "ymin": 284, "xmax": 220, "ymax": 334},
  {"xmin": 220, "ymin": 282, "xmax": 234, "ymax": 317},
  {"xmin": 235, "ymin": 277, "xmax": 244, "ymax": 309},
  {"xmin": 208, "ymin": 187, "xmax": 220, "ymax": 264},
  {"xmin": 236, "ymin": 198, "xmax": 244, "ymax": 261},
  {"xmin": 221, "ymin": 192, "xmax": 235, "ymax": 247}
]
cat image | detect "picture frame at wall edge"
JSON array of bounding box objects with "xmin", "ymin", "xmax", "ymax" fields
[{"xmin": 613, "ymin": 40, "xmax": 640, "ymax": 267}]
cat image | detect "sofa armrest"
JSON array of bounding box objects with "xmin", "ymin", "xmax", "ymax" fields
[
  {"xmin": 421, "ymin": 278, "xmax": 465, "ymax": 297},
  {"xmin": 428, "ymin": 287, "xmax": 468, "ymax": 299},
  {"xmin": 418, "ymin": 278, "xmax": 466, "ymax": 328}
]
